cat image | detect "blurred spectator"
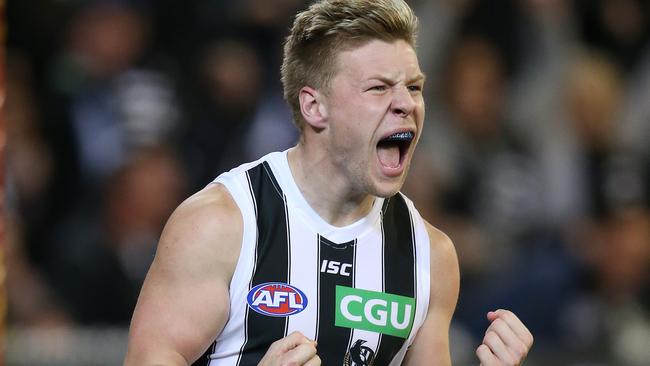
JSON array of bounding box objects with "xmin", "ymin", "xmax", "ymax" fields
[
  {"xmin": 181, "ymin": 38, "xmax": 296, "ymax": 189},
  {"xmin": 5, "ymin": 52, "xmax": 53, "ymax": 229},
  {"xmin": 549, "ymin": 52, "xmax": 649, "ymax": 219},
  {"xmin": 5, "ymin": 218, "xmax": 71, "ymax": 328},
  {"xmin": 412, "ymin": 35, "xmax": 545, "ymax": 276},
  {"xmin": 5, "ymin": 52, "xmax": 71, "ymax": 329},
  {"xmin": 5, "ymin": 53, "xmax": 52, "ymax": 209},
  {"xmin": 44, "ymin": 1, "xmax": 181, "ymax": 205},
  {"xmin": 181, "ymin": 39, "xmax": 264, "ymax": 187},
  {"xmin": 21, "ymin": 2, "xmax": 186, "ymax": 290},
  {"xmin": 45, "ymin": 146, "xmax": 187, "ymax": 325},
  {"xmin": 575, "ymin": 0, "xmax": 650, "ymax": 73},
  {"xmin": 561, "ymin": 207, "xmax": 650, "ymax": 365}
]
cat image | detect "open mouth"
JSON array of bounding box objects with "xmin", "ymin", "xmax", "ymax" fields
[{"xmin": 377, "ymin": 131, "xmax": 414, "ymax": 170}]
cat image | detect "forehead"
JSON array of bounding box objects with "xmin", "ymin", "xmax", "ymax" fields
[{"xmin": 333, "ymin": 39, "xmax": 422, "ymax": 82}]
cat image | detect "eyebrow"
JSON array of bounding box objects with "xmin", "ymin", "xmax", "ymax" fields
[
  {"xmin": 409, "ymin": 73, "xmax": 427, "ymax": 84},
  {"xmin": 367, "ymin": 73, "xmax": 427, "ymax": 85}
]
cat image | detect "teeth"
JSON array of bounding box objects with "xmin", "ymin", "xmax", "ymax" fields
[{"xmin": 383, "ymin": 131, "xmax": 414, "ymax": 142}]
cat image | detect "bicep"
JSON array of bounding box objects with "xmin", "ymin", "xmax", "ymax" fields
[
  {"xmin": 403, "ymin": 223, "xmax": 459, "ymax": 366},
  {"xmin": 125, "ymin": 185, "xmax": 243, "ymax": 365}
]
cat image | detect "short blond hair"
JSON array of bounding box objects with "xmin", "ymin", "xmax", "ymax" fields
[{"xmin": 281, "ymin": 0, "xmax": 418, "ymax": 131}]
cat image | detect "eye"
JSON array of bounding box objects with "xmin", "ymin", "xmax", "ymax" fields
[
  {"xmin": 407, "ymin": 85, "xmax": 423, "ymax": 92},
  {"xmin": 367, "ymin": 85, "xmax": 387, "ymax": 92}
]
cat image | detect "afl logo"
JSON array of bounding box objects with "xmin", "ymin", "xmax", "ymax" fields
[{"xmin": 246, "ymin": 282, "xmax": 308, "ymax": 317}]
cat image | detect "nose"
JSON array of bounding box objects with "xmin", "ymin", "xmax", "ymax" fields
[{"xmin": 391, "ymin": 86, "xmax": 417, "ymax": 118}]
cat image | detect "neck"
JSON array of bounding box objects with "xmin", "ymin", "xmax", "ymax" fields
[{"xmin": 287, "ymin": 144, "xmax": 376, "ymax": 227}]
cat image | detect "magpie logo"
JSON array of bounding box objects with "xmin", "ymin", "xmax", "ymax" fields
[{"xmin": 344, "ymin": 339, "xmax": 375, "ymax": 366}]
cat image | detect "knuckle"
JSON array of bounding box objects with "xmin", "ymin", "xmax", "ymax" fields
[
  {"xmin": 511, "ymin": 342, "xmax": 527, "ymax": 359},
  {"xmin": 269, "ymin": 341, "xmax": 280, "ymax": 351},
  {"xmin": 502, "ymin": 350, "xmax": 518, "ymax": 365},
  {"xmin": 498, "ymin": 309, "xmax": 513, "ymax": 319},
  {"xmin": 476, "ymin": 344, "xmax": 493, "ymax": 362},
  {"xmin": 493, "ymin": 318, "xmax": 506, "ymax": 328},
  {"xmin": 484, "ymin": 330, "xmax": 497, "ymax": 343},
  {"xmin": 475, "ymin": 344, "xmax": 486, "ymax": 356}
]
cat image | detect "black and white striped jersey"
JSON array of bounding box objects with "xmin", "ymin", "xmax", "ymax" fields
[{"xmin": 195, "ymin": 150, "xmax": 431, "ymax": 366}]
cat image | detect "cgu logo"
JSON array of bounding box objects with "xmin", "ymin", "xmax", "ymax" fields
[
  {"xmin": 335, "ymin": 286, "xmax": 415, "ymax": 339},
  {"xmin": 247, "ymin": 282, "xmax": 308, "ymax": 317}
]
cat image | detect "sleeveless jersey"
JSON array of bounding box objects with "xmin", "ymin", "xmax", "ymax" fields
[{"xmin": 194, "ymin": 150, "xmax": 431, "ymax": 366}]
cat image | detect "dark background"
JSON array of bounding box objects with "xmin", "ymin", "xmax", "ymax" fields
[{"xmin": 5, "ymin": 0, "xmax": 650, "ymax": 364}]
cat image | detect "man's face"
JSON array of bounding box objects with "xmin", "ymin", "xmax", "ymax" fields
[{"xmin": 321, "ymin": 39, "xmax": 425, "ymax": 198}]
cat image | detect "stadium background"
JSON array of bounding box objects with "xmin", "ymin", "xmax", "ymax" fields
[{"xmin": 5, "ymin": 0, "xmax": 650, "ymax": 364}]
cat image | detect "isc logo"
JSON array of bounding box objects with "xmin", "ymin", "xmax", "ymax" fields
[
  {"xmin": 246, "ymin": 282, "xmax": 308, "ymax": 317},
  {"xmin": 320, "ymin": 260, "xmax": 352, "ymax": 276}
]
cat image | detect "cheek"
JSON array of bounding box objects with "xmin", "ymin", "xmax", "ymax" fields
[
  {"xmin": 330, "ymin": 107, "xmax": 372, "ymax": 142},
  {"xmin": 327, "ymin": 94, "xmax": 386, "ymax": 153}
]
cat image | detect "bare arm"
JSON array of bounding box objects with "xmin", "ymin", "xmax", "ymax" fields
[
  {"xmin": 124, "ymin": 183, "xmax": 243, "ymax": 365},
  {"xmin": 403, "ymin": 222, "xmax": 459, "ymax": 366}
]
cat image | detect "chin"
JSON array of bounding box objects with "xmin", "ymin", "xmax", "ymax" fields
[{"xmin": 370, "ymin": 178, "xmax": 404, "ymax": 198}]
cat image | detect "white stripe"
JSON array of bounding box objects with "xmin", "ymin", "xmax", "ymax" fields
[
  {"xmin": 209, "ymin": 170, "xmax": 259, "ymax": 365},
  {"xmin": 348, "ymin": 224, "xmax": 384, "ymax": 356},
  {"xmin": 285, "ymin": 210, "xmax": 319, "ymax": 340},
  {"xmin": 284, "ymin": 194, "xmax": 291, "ymax": 337},
  {"xmin": 314, "ymin": 235, "xmax": 321, "ymax": 341}
]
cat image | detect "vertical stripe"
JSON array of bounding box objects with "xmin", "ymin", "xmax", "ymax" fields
[
  {"xmin": 316, "ymin": 235, "xmax": 355, "ymax": 365},
  {"xmin": 238, "ymin": 162, "xmax": 290, "ymax": 366},
  {"xmin": 344, "ymin": 240, "xmax": 358, "ymax": 353},
  {"xmin": 315, "ymin": 237, "xmax": 321, "ymax": 340},
  {"xmin": 233, "ymin": 171, "xmax": 259, "ymax": 366},
  {"xmin": 344, "ymin": 226, "xmax": 384, "ymax": 364},
  {"xmin": 284, "ymin": 193, "xmax": 292, "ymax": 337},
  {"xmin": 285, "ymin": 217, "xmax": 319, "ymax": 340},
  {"xmin": 373, "ymin": 194, "xmax": 417, "ymax": 364}
]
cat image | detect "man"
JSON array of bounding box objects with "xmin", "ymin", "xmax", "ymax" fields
[{"xmin": 124, "ymin": 0, "xmax": 533, "ymax": 365}]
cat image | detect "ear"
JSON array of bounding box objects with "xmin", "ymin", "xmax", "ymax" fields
[{"xmin": 299, "ymin": 86, "xmax": 328, "ymax": 129}]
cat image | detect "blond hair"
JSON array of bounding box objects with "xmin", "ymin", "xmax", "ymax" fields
[{"xmin": 281, "ymin": 0, "xmax": 418, "ymax": 131}]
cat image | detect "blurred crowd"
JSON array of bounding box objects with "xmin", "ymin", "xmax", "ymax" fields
[{"xmin": 5, "ymin": 0, "xmax": 650, "ymax": 364}]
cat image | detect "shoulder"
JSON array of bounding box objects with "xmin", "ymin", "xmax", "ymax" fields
[
  {"xmin": 423, "ymin": 222, "xmax": 456, "ymax": 262},
  {"xmin": 423, "ymin": 221, "xmax": 460, "ymax": 300},
  {"xmin": 156, "ymin": 183, "xmax": 244, "ymax": 280},
  {"xmin": 166, "ymin": 183, "xmax": 241, "ymax": 240},
  {"xmin": 173, "ymin": 182, "xmax": 240, "ymax": 222}
]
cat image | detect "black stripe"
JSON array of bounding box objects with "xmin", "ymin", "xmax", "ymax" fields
[
  {"xmin": 373, "ymin": 194, "xmax": 417, "ymax": 364},
  {"xmin": 344, "ymin": 239, "xmax": 358, "ymax": 354},
  {"xmin": 238, "ymin": 162, "xmax": 290, "ymax": 365},
  {"xmin": 316, "ymin": 235, "xmax": 355, "ymax": 365}
]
